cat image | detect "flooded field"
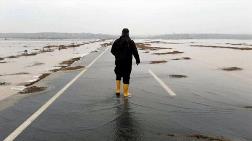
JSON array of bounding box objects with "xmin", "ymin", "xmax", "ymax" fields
[{"xmin": 0, "ymin": 39, "xmax": 109, "ymax": 100}]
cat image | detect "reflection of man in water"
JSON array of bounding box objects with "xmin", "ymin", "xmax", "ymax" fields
[
  {"xmin": 114, "ymin": 98, "xmax": 140, "ymax": 141},
  {"xmin": 111, "ymin": 28, "xmax": 140, "ymax": 97}
]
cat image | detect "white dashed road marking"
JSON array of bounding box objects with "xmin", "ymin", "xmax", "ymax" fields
[{"xmin": 149, "ymin": 69, "xmax": 176, "ymax": 96}]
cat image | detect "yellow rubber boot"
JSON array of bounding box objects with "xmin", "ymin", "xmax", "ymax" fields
[
  {"xmin": 123, "ymin": 84, "xmax": 129, "ymax": 97},
  {"xmin": 116, "ymin": 80, "xmax": 121, "ymax": 96}
]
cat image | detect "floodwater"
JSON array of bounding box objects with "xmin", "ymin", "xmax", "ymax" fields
[
  {"xmin": 136, "ymin": 39, "xmax": 252, "ymax": 110},
  {"xmin": 130, "ymin": 39, "xmax": 252, "ymax": 141},
  {"xmin": 0, "ymin": 39, "xmax": 105, "ymax": 100},
  {"xmin": 0, "ymin": 39, "xmax": 252, "ymax": 141}
]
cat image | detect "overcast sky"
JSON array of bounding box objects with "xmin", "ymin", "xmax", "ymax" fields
[{"xmin": 0, "ymin": 0, "xmax": 252, "ymax": 35}]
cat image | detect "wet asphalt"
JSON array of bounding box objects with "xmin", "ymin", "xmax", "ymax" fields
[{"xmin": 0, "ymin": 46, "xmax": 252, "ymax": 141}]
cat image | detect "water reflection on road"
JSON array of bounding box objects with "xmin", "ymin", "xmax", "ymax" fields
[{"xmin": 114, "ymin": 97, "xmax": 141, "ymax": 141}]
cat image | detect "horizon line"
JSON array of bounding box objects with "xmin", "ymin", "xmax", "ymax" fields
[{"xmin": 1, "ymin": 32, "xmax": 252, "ymax": 36}]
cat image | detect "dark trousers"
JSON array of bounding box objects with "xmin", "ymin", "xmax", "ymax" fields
[
  {"xmin": 114, "ymin": 61, "xmax": 132, "ymax": 84},
  {"xmin": 116, "ymin": 74, "xmax": 130, "ymax": 84}
]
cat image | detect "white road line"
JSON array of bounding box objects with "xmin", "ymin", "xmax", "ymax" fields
[
  {"xmin": 148, "ymin": 69, "xmax": 176, "ymax": 96},
  {"xmin": 4, "ymin": 47, "xmax": 109, "ymax": 141}
]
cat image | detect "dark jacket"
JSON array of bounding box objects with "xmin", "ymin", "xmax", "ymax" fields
[{"xmin": 111, "ymin": 36, "xmax": 140, "ymax": 66}]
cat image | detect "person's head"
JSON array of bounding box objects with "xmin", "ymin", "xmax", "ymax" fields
[{"xmin": 122, "ymin": 28, "xmax": 129, "ymax": 37}]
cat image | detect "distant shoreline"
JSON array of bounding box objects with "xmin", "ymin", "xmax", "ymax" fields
[{"xmin": 1, "ymin": 33, "xmax": 252, "ymax": 40}]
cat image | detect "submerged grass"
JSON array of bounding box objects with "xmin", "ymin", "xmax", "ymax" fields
[
  {"xmin": 149, "ymin": 60, "xmax": 167, "ymax": 64},
  {"xmin": 169, "ymin": 74, "xmax": 187, "ymax": 78},
  {"xmin": 221, "ymin": 67, "xmax": 243, "ymax": 71},
  {"xmin": 154, "ymin": 51, "xmax": 184, "ymax": 55},
  {"xmin": 25, "ymin": 73, "xmax": 51, "ymax": 87},
  {"xmin": 19, "ymin": 86, "xmax": 46, "ymax": 94},
  {"xmin": 191, "ymin": 45, "xmax": 252, "ymax": 50},
  {"xmin": 136, "ymin": 43, "xmax": 168, "ymax": 50}
]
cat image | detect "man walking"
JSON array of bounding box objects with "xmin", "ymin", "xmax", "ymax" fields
[{"xmin": 111, "ymin": 28, "xmax": 140, "ymax": 97}]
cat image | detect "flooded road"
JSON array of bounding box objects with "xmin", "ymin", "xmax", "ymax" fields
[{"xmin": 1, "ymin": 40, "xmax": 252, "ymax": 141}]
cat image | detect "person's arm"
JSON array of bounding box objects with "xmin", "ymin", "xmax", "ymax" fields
[
  {"xmin": 111, "ymin": 40, "xmax": 117, "ymax": 56},
  {"xmin": 131, "ymin": 40, "xmax": 140, "ymax": 65}
]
